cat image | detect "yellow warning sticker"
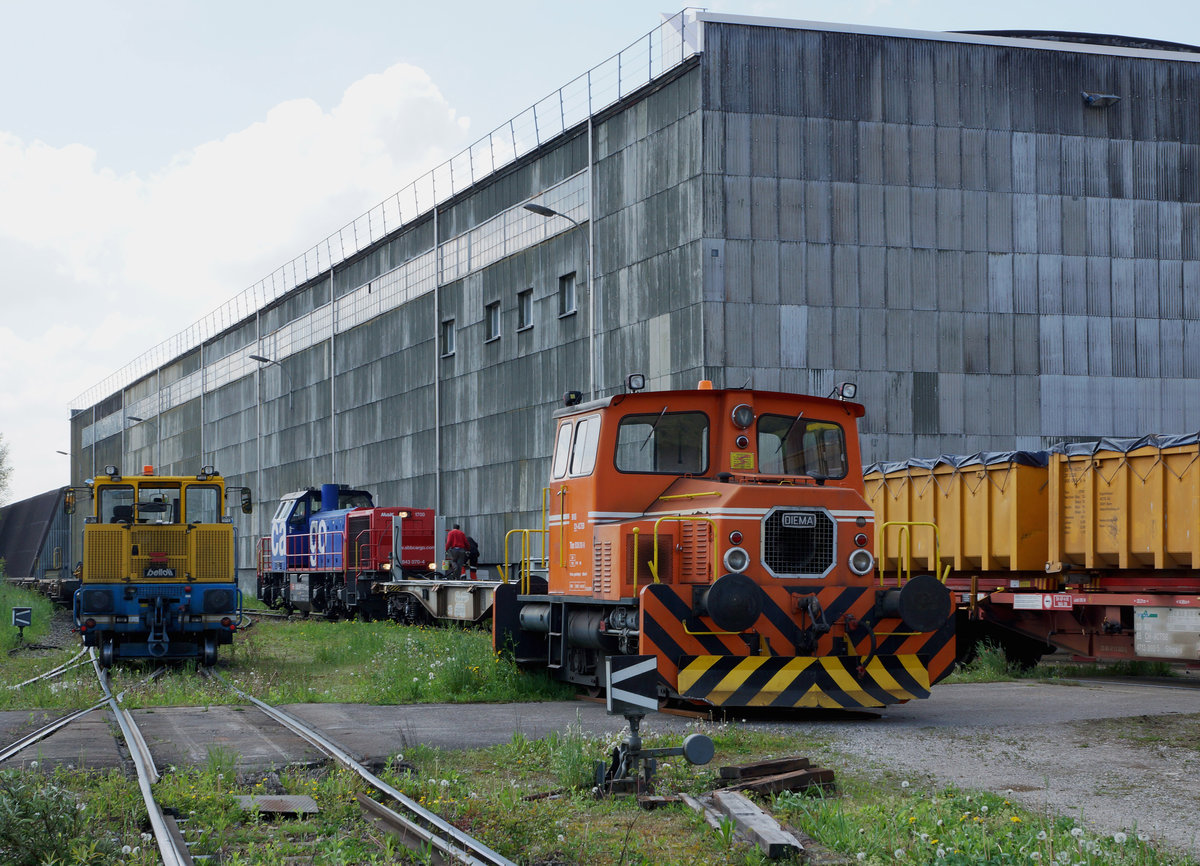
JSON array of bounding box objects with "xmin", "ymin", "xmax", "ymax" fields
[{"xmin": 730, "ymin": 452, "xmax": 755, "ymax": 470}]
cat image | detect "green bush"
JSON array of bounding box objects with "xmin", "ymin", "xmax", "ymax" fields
[{"xmin": 0, "ymin": 770, "xmax": 116, "ymax": 865}]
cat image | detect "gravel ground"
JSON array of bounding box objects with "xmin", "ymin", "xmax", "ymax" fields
[{"xmin": 795, "ymin": 681, "xmax": 1200, "ymax": 858}]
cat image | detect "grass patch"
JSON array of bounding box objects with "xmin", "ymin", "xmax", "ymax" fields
[
  {"xmin": 0, "ymin": 615, "xmax": 572, "ymax": 711},
  {"xmin": 0, "ymin": 584, "xmax": 57, "ymax": 652},
  {"xmin": 776, "ymin": 775, "xmax": 1197, "ymax": 865}
]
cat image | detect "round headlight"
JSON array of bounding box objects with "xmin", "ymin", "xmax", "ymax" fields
[
  {"xmin": 848, "ymin": 548, "xmax": 875, "ymax": 576},
  {"xmin": 723, "ymin": 546, "xmax": 751, "ymax": 573},
  {"xmin": 731, "ymin": 404, "xmax": 754, "ymax": 429}
]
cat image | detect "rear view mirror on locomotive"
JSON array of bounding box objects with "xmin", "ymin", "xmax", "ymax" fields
[{"xmin": 493, "ymin": 381, "xmax": 956, "ymax": 710}]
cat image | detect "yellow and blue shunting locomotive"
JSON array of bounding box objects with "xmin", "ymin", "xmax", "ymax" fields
[{"xmin": 71, "ymin": 465, "xmax": 250, "ymax": 667}]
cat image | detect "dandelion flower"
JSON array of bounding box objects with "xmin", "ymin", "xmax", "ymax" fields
[
  {"xmin": 1137, "ymin": 833, "xmax": 1150, "ymax": 842},
  {"xmin": 981, "ymin": 805, "xmax": 989, "ymax": 814},
  {"xmin": 1038, "ymin": 830, "xmax": 1048, "ymax": 840},
  {"xmin": 1031, "ymin": 854, "xmax": 1042, "ymax": 862},
  {"xmin": 901, "ymin": 781, "xmax": 910, "ymax": 788},
  {"xmin": 936, "ymin": 848, "xmax": 946, "ymax": 859},
  {"xmin": 894, "ymin": 848, "xmax": 906, "ymax": 859},
  {"xmin": 557, "ymin": 834, "xmax": 565, "ymax": 843},
  {"xmin": 1011, "ymin": 816, "xmax": 1022, "ymax": 823},
  {"xmin": 1071, "ymin": 827, "xmax": 1084, "ymax": 838},
  {"xmin": 857, "ymin": 854, "xmax": 867, "ymax": 862},
  {"xmin": 1113, "ymin": 832, "xmax": 1127, "ymax": 844}
]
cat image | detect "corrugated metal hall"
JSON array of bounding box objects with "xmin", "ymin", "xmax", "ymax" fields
[{"xmin": 67, "ymin": 12, "xmax": 1200, "ymax": 582}]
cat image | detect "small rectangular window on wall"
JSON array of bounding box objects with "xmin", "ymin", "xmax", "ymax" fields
[
  {"xmin": 911, "ymin": 371, "xmax": 939, "ymax": 433},
  {"xmin": 518, "ymin": 289, "xmax": 533, "ymax": 331},
  {"xmin": 440, "ymin": 318, "xmax": 456, "ymax": 357},
  {"xmin": 559, "ymin": 272, "xmax": 577, "ymax": 317},
  {"xmin": 485, "ymin": 301, "xmax": 501, "ymax": 342}
]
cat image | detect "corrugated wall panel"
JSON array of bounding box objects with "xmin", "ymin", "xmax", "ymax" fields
[
  {"xmin": 1012, "ymin": 314, "xmax": 1039, "ymax": 375},
  {"xmin": 803, "ymin": 117, "xmax": 831, "ymax": 181},
  {"xmin": 1038, "ymin": 255, "xmax": 1063, "ymax": 315},
  {"xmin": 859, "ymin": 185, "xmax": 885, "ymax": 247},
  {"xmin": 988, "ymin": 253, "xmax": 1013, "ymax": 313},
  {"xmin": 1086, "ymin": 257, "xmax": 1112, "ymax": 316},
  {"xmin": 860, "ymin": 246, "xmax": 886, "ymax": 308},
  {"xmin": 751, "ymin": 175, "xmax": 780, "ymax": 240},
  {"xmin": 885, "ymin": 186, "xmax": 911, "ymax": 247},
  {"xmin": 961, "ymin": 312, "xmax": 986, "ymax": 373},
  {"xmin": 779, "ymin": 304, "xmax": 807, "ymax": 367},
  {"xmin": 963, "ymin": 191, "xmax": 988, "ymax": 251},
  {"xmin": 1036, "ymin": 196, "xmax": 1062, "ymax": 254},
  {"xmin": 1039, "ymin": 315, "xmax": 1064, "ymax": 375},
  {"xmin": 1159, "ymin": 260, "xmax": 1183, "ymax": 319},
  {"xmin": 831, "ymin": 182, "xmax": 858, "ymax": 244},
  {"xmin": 1136, "ymin": 319, "xmax": 1162, "ymax": 377},
  {"xmin": 806, "ymin": 305, "xmax": 833, "ymax": 367},
  {"xmin": 804, "ymin": 180, "xmax": 831, "ymax": 242},
  {"xmin": 1185, "ymin": 261, "xmax": 1200, "ymax": 319},
  {"xmin": 750, "ymin": 114, "xmax": 778, "ymax": 177},
  {"xmin": 911, "ymin": 188, "xmax": 936, "ymax": 249},
  {"xmin": 861, "ymin": 306, "xmax": 888, "ymax": 369},
  {"xmin": 1159, "ymin": 319, "xmax": 1184, "ymax": 378},
  {"xmin": 833, "ymin": 307, "xmax": 860, "ymax": 369},
  {"xmin": 1012, "ymin": 194, "xmax": 1037, "ymax": 252},
  {"xmin": 1111, "ymin": 318, "xmax": 1137, "ymax": 377},
  {"xmin": 885, "ymin": 247, "xmax": 912, "ymax": 309},
  {"xmin": 1086, "ymin": 198, "xmax": 1110, "ymax": 257},
  {"xmin": 1185, "ymin": 322, "xmax": 1200, "ymax": 377},
  {"xmin": 1012, "ymin": 254, "xmax": 1039, "ymax": 313},
  {"xmin": 1062, "ymin": 257, "xmax": 1087, "ymax": 315},
  {"xmin": 1062, "ymin": 197, "xmax": 1087, "ymax": 256},
  {"xmin": 1061, "ymin": 316, "xmax": 1089, "ymax": 376},
  {"xmin": 805, "ymin": 243, "xmax": 832, "ymax": 306},
  {"xmin": 963, "ymin": 252, "xmax": 988, "ymax": 313},
  {"xmin": 910, "ymin": 125, "xmax": 937, "ymax": 186},
  {"xmin": 885, "ymin": 309, "xmax": 912, "ymax": 371},
  {"xmin": 832, "ymin": 245, "xmax": 860, "ymax": 306}
]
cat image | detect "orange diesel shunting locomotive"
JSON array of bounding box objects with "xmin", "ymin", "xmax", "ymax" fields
[{"xmin": 493, "ymin": 379, "xmax": 956, "ymax": 709}]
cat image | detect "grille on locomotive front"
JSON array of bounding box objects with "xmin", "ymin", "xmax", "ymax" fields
[{"xmin": 762, "ymin": 509, "xmax": 835, "ymax": 577}]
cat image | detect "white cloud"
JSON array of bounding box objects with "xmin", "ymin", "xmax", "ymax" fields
[{"xmin": 0, "ymin": 61, "xmax": 470, "ymax": 503}]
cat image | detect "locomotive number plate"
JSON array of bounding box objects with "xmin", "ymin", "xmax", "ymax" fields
[
  {"xmin": 780, "ymin": 512, "xmax": 817, "ymax": 529},
  {"xmin": 144, "ymin": 567, "xmax": 177, "ymax": 578}
]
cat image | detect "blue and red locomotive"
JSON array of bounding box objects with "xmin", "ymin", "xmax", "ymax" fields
[{"xmin": 256, "ymin": 484, "xmax": 435, "ymax": 619}]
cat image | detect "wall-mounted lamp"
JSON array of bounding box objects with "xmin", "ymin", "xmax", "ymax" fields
[{"xmin": 1081, "ymin": 91, "xmax": 1120, "ymax": 109}]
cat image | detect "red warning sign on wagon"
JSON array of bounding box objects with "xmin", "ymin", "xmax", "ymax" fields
[{"xmin": 1011, "ymin": 594, "xmax": 1075, "ymax": 611}]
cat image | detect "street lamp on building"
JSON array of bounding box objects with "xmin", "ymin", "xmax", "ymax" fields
[{"xmin": 523, "ymin": 202, "xmax": 596, "ymax": 399}]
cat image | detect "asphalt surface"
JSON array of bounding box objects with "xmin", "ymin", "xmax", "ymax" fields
[{"xmin": 1, "ymin": 679, "xmax": 1196, "ymax": 774}]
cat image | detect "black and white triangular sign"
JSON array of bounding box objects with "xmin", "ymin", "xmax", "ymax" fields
[{"xmin": 606, "ymin": 655, "xmax": 658, "ymax": 714}]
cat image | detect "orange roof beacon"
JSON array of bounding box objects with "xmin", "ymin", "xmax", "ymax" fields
[{"xmin": 493, "ymin": 379, "xmax": 956, "ymax": 710}]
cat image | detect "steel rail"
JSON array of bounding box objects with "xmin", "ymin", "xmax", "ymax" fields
[
  {"xmin": 207, "ymin": 670, "xmax": 515, "ymax": 866},
  {"xmin": 90, "ymin": 652, "xmax": 191, "ymax": 866},
  {"xmin": 7, "ymin": 648, "xmax": 91, "ymax": 689},
  {"xmin": 0, "ymin": 664, "xmax": 166, "ymax": 764},
  {"xmin": 0, "ymin": 700, "xmax": 107, "ymax": 763}
]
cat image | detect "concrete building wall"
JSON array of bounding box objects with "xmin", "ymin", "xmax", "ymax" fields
[{"xmin": 699, "ymin": 19, "xmax": 1200, "ymax": 463}]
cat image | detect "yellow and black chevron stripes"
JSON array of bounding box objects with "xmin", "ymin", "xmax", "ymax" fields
[
  {"xmin": 676, "ymin": 654, "xmax": 932, "ymax": 708},
  {"xmin": 638, "ymin": 581, "xmax": 956, "ymax": 706}
]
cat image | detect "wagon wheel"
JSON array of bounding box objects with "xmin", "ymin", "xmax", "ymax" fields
[{"xmin": 202, "ymin": 634, "xmax": 219, "ymax": 667}]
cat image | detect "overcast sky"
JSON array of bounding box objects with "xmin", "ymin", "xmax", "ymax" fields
[{"xmin": 1, "ymin": 0, "xmax": 1197, "ymax": 504}]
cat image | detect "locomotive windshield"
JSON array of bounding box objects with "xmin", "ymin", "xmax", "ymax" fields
[
  {"xmin": 99, "ymin": 486, "xmax": 135, "ymax": 523},
  {"xmin": 615, "ymin": 410, "xmax": 708, "ymax": 475},
  {"xmin": 757, "ymin": 415, "xmax": 849, "ymax": 479},
  {"xmin": 185, "ymin": 485, "xmax": 221, "ymax": 524}
]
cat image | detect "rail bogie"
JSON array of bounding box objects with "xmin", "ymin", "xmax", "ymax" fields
[{"xmin": 71, "ymin": 465, "xmax": 248, "ymax": 667}]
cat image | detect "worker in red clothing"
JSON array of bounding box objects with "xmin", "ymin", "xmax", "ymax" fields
[{"xmin": 445, "ymin": 523, "xmax": 469, "ymax": 580}]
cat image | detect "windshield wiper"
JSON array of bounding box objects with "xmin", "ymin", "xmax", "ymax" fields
[
  {"xmin": 777, "ymin": 411, "xmax": 804, "ymax": 453},
  {"xmin": 640, "ymin": 406, "xmax": 668, "ymax": 451}
]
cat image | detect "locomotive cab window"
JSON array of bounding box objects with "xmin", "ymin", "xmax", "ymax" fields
[
  {"xmin": 551, "ymin": 414, "xmax": 602, "ymax": 479},
  {"xmin": 185, "ymin": 485, "xmax": 221, "ymax": 524},
  {"xmin": 615, "ymin": 410, "xmax": 709, "ymax": 475},
  {"xmin": 100, "ymin": 486, "xmax": 135, "ymax": 523},
  {"xmin": 136, "ymin": 484, "xmax": 182, "ymax": 523},
  {"xmin": 757, "ymin": 415, "xmax": 848, "ymax": 479}
]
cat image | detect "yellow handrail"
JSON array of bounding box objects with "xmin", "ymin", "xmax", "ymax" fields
[
  {"xmin": 650, "ymin": 516, "xmax": 719, "ymax": 584},
  {"xmin": 500, "ymin": 528, "xmax": 549, "ymax": 592},
  {"xmin": 877, "ymin": 520, "xmax": 948, "ymax": 585},
  {"xmin": 658, "ymin": 491, "xmax": 722, "ymax": 501}
]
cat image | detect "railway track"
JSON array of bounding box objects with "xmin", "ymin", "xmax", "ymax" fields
[{"xmin": 2, "ymin": 659, "xmax": 515, "ymax": 866}]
